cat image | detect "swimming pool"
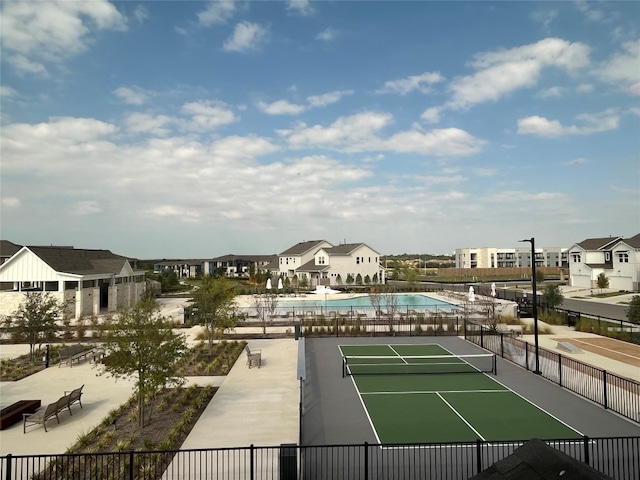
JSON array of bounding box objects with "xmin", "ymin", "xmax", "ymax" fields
[{"xmin": 266, "ymin": 293, "xmax": 457, "ymax": 314}]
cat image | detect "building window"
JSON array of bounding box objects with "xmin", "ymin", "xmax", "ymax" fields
[
  {"xmin": 571, "ymin": 253, "xmax": 581, "ymax": 263},
  {"xmin": 605, "ymin": 252, "xmax": 611, "ymax": 261},
  {"xmin": 356, "ymin": 257, "xmax": 360, "ymax": 264},
  {"xmin": 617, "ymin": 252, "xmax": 629, "ymax": 263}
]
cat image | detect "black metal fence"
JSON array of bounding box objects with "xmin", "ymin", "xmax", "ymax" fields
[
  {"xmin": 2, "ymin": 436, "xmax": 639, "ymax": 480},
  {"xmin": 464, "ymin": 320, "xmax": 640, "ymax": 423}
]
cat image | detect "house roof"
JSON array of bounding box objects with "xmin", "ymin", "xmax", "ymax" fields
[
  {"xmin": 27, "ymin": 246, "xmax": 132, "ymax": 276},
  {"xmin": 0, "ymin": 240, "xmax": 22, "ymax": 258},
  {"xmin": 619, "ymin": 233, "xmax": 640, "ymax": 249},
  {"xmin": 469, "ymin": 438, "xmax": 613, "ymax": 480},
  {"xmin": 297, "ymin": 259, "xmax": 330, "ymax": 272},
  {"xmin": 324, "ymin": 243, "xmax": 364, "ymax": 255},
  {"xmin": 576, "ymin": 237, "xmax": 622, "ymax": 251},
  {"xmin": 280, "ymin": 240, "xmax": 330, "ymax": 256}
]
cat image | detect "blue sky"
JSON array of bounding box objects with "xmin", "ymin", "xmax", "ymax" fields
[{"xmin": 1, "ymin": 0, "xmax": 639, "ymax": 259}]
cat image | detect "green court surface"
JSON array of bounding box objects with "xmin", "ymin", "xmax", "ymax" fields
[{"xmin": 339, "ymin": 343, "xmax": 583, "ymax": 444}]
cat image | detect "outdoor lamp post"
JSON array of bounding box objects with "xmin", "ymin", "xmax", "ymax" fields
[{"xmin": 519, "ymin": 237, "xmax": 541, "ymax": 374}]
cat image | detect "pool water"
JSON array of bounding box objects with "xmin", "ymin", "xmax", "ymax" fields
[{"xmin": 275, "ymin": 293, "xmax": 455, "ymax": 311}]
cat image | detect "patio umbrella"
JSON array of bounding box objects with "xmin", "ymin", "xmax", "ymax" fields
[
  {"xmin": 312, "ymin": 285, "xmax": 341, "ymax": 294},
  {"xmin": 491, "ymin": 283, "xmax": 496, "ymax": 297},
  {"xmin": 266, "ymin": 278, "xmax": 272, "ymax": 290},
  {"xmin": 277, "ymin": 278, "xmax": 283, "ymax": 291},
  {"xmin": 468, "ymin": 286, "xmax": 475, "ymax": 303}
]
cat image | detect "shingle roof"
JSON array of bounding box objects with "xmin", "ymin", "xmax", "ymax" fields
[
  {"xmin": 280, "ymin": 240, "xmax": 330, "ymax": 256},
  {"xmin": 297, "ymin": 259, "xmax": 330, "ymax": 272},
  {"xmin": 576, "ymin": 237, "xmax": 622, "ymax": 251},
  {"xmin": 324, "ymin": 243, "xmax": 364, "ymax": 255},
  {"xmin": 28, "ymin": 246, "xmax": 130, "ymax": 275},
  {"xmin": 213, "ymin": 254, "xmax": 276, "ymax": 263},
  {"xmin": 0, "ymin": 240, "xmax": 22, "ymax": 258},
  {"xmin": 621, "ymin": 233, "xmax": 640, "ymax": 249}
]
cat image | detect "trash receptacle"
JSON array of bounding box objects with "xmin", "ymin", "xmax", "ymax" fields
[{"xmin": 279, "ymin": 443, "xmax": 297, "ymax": 480}]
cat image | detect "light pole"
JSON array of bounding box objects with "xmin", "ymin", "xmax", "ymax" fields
[{"xmin": 519, "ymin": 237, "xmax": 540, "ymax": 374}]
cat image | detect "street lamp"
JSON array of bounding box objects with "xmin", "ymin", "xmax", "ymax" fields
[{"xmin": 519, "ymin": 237, "xmax": 541, "ymax": 374}]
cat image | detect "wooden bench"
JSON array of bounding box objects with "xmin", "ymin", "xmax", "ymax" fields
[
  {"xmin": 22, "ymin": 386, "xmax": 84, "ymax": 433},
  {"xmin": 58, "ymin": 344, "xmax": 94, "ymax": 367},
  {"xmin": 0, "ymin": 400, "xmax": 41, "ymax": 430},
  {"xmin": 246, "ymin": 345, "xmax": 261, "ymax": 369}
]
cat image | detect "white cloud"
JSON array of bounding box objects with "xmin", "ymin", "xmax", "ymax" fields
[
  {"xmin": 517, "ymin": 109, "xmax": 619, "ymax": 137},
  {"xmin": 576, "ymin": 83, "xmax": 594, "ymax": 93},
  {"xmin": 133, "ymin": 5, "xmax": 149, "ymax": 23},
  {"xmin": 0, "ymin": 86, "xmax": 19, "ymax": 98},
  {"xmin": 537, "ymin": 86, "xmax": 565, "ymax": 99},
  {"xmin": 197, "ymin": 1, "xmax": 235, "ymax": 26},
  {"xmin": 1, "ymin": 0, "xmax": 126, "ymax": 75},
  {"xmin": 1, "ymin": 197, "xmax": 21, "ymax": 208},
  {"xmin": 595, "ymin": 40, "xmax": 640, "ymax": 95},
  {"xmin": 530, "ymin": 9, "xmax": 558, "ymax": 29},
  {"xmin": 307, "ymin": 90, "xmax": 353, "ymax": 107},
  {"xmin": 421, "ymin": 107, "xmax": 442, "ymax": 124},
  {"xmin": 377, "ymin": 72, "xmax": 445, "ymax": 95},
  {"xmin": 147, "ymin": 205, "xmax": 201, "ymax": 223},
  {"xmin": 287, "ymin": 0, "xmax": 314, "ymax": 16},
  {"xmin": 257, "ymin": 100, "xmax": 306, "ymax": 115},
  {"xmin": 448, "ymin": 38, "xmax": 590, "ymax": 109},
  {"xmin": 384, "ymin": 129, "xmax": 485, "ymax": 157},
  {"xmin": 223, "ymin": 22, "xmax": 267, "ymax": 52},
  {"xmin": 181, "ymin": 101, "xmax": 238, "ymax": 130},
  {"xmin": 125, "ymin": 112, "xmax": 175, "ymax": 136},
  {"xmin": 574, "ymin": 0, "xmax": 605, "ymax": 23},
  {"xmin": 316, "ymin": 27, "xmax": 337, "ymax": 42},
  {"xmin": 113, "ymin": 86, "xmax": 150, "ymax": 105},
  {"xmin": 209, "ymin": 135, "xmax": 280, "ymax": 160},
  {"xmin": 283, "ymin": 111, "xmax": 484, "ymax": 157}
]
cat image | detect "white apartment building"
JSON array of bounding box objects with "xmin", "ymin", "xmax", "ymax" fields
[{"xmin": 455, "ymin": 247, "xmax": 567, "ymax": 269}]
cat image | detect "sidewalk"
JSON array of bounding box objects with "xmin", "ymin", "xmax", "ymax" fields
[{"xmin": 0, "ymin": 338, "xmax": 299, "ymax": 456}]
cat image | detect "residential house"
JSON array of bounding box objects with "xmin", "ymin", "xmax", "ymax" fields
[
  {"xmin": 569, "ymin": 234, "xmax": 640, "ymax": 291},
  {"xmin": 0, "ymin": 245, "xmax": 146, "ymax": 319},
  {"xmin": 275, "ymin": 240, "xmax": 385, "ymax": 287}
]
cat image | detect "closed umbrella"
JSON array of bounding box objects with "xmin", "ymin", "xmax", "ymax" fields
[
  {"xmin": 278, "ymin": 278, "xmax": 283, "ymax": 291},
  {"xmin": 468, "ymin": 286, "xmax": 475, "ymax": 303},
  {"xmin": 491, "ymin": 283, "xmax": 496, "ymax": 297},
  {"xmin": 266, "ymin": 278, "xmax": 272, "ymax": 290}
]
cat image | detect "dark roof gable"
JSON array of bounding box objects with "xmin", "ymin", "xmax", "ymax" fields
[
  {"xmin": 0, "ymin": 240, "xmax": 22, "ymax": 258},
  {"xmin": 29, "ymin": 246, "xmax": 130, "ymax": 275},
  {"xmin": 576, "ymin": 237, "xmax": 622, "ymax": 251},
  {"xmin": 280, "ymin": 240, "xmax": 330, "ymax": 256},
  {"xmin": 620, "ymin": 233, "xmax": 640, "ymax": 249}
]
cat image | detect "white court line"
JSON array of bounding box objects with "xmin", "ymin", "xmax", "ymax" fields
[
  {"xmin": 388, "ymin": 345, "xmax": 408, "ymax": 364},
  {"xmin": 436, "ymin": 392, "xmax": 486, "ymax": 441},
  {"xmin": 349, "ymin": 375, "xmax": 383, "ymax": 445}
]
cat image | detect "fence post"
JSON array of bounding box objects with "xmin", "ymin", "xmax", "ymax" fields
[
  {"xmin": 583, "ymin": 436, "xmax": 590, "ymax": 466},
  {"xmin": 476, "ymin": 439, "xmax": 482, "ymax": 473},
  {"xmin": 603, "ymin": 371, "xmax": 608, "ymax": 410},
  {"xmin": 5, "ymin": 454, "xmax": 12, "ymax": 480},
  {"xmin": 129, "ymin": 451, "xmax": 134, "ymax": 479},
  {"xmin": 558, "ymin": 354, "xmax": 563, "ymax": 387},
  {"xmin": 500, "ymin": 333, "xmax": 504, "ymax": 357},
  {"xmin": 250, "ymin": 444, "xmax": 255, "ymax": 480},
  {"xmin": 364, "ymin": 442, "xmax": 369, "ymax": 480},
  {"xmin": 525, "ymin": 345, "xmax": 529, "ymax": 371},
  {"xmin": 480, "ymin": 325, "xmax": 484, "ymax": 348}
]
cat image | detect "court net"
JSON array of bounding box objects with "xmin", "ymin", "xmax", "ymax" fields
[{"xmin": 342, "ymin": 353, "xmax": 496, "ymax": 377}]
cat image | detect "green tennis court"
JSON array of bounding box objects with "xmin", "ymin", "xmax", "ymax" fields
[{"xmin": 339, "ymin": 343, "xmax": 583, "ymax": 444}]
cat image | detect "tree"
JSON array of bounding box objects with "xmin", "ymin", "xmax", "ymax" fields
[
  {"xmin": 11, "ymin": 292, "xmax": 64, "ymax": 362},
  {"xmin": 346, "ymin": 274, "xmax": 354, "ymax": 286},
  {"xmin": 627, "ymin": 295, "xmax": 640, "ymax": 325},
  {"xmin": 596, "ymin": 273, "xmax": 609, "ymax": 293},
  {"xmin": 368, "ymin": 285, "xmax": 383, "ymax": 317},
  {"xmin": 251, "ymin": 292, "xmax": 279, "ymax": 334},
  {"xmin": 356, "ymin": 273, "xmax": 363, "ymax": 285},
  {"xmin": 405, "ymin": 267, "xmax": 419, "ymax": 290},
  {"xmin": 299, "ymin": 275, "xmax": 309, "ymax": 290},
  {"xmin": 535, "ymin": 269, "xmax": 545, "ymax": 284},
  {"xmin": 101, "ymin": 297, "xmax": 187, "ymax": 427},
  {"xmin": 382, "ymin": 284, "xmax": 400, "ymax": 320},
  {"xmin": 190, "ymin": 276, "xmax": 239, "ymax": 354},
  {"xmin": 542, "ymin": 284, "xmax": 564, "ymax": 310},
  {"xmin": 335, "ymin": 274, "xmax": 343, "ymax": 286}
]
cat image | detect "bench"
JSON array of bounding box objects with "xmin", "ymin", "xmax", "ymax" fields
[
  {"xmin": 246, "ymin": 345, "xmax": 261, "ymax": 369},
  {"xmin": 0, "ymin": 400, "xmax": 41, "ymax": 430},
  {"xmin": 23, "ymin": 386, "xmax": 84, "ymax": 433},
  {"xmin": 58, "ymin": 344, "xmax": 94, "ymax": 367}
]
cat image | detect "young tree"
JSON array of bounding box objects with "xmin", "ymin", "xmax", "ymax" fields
[
  {"xmin": 405, "ymin": 267, "xmax": 419, "ymax": 290},
  {"xmin": 627, "ymin": 295, "xmax": 640, "ymax": 325},
  {"xmin": 299, "ymin": 275, "xmax": 309, "ymax": 290},
  {"xmin": 382, "ymin": 284, "xmax": 400, "ymax": 320},
  {"xmin": 101, "ymin": 298, "xmax": 187, "ymax": 427},
  {"xmin": 596, "ymin": 273, "xmax": 609, "ymax": 293},
  {"xmin": 535, "ymin": 270, "xmax": 545, "ymax": 284},
  {"xmin": 542, "ymin": 284, "xmax": 564, "ymax": 310},
  {"xmin": 346, "ymin": 274, "xmax": 354, "ymax": 286},
  {"xmin": 368, "ymin": 285, "xmax": 383, "ymax": 318},
  {"xmin": 190, "ymin": 276, "xmax": 239, "ymax": 353},
  {"xmin": 356, "ymin": 273, "xmax": 363, "ymax": 285},
  {"xmin": 251, "ymin": 293, "xmax": 279, "ymax": 334},
  {"xmin": 11, "ymin": 292, "xmax": 64, "ymax": 362}
]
